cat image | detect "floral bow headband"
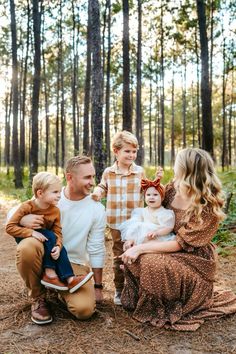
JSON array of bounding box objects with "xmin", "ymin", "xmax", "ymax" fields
[{"xmin": 141, "ymin": 178, "xmax": 165, "ymax": 200}]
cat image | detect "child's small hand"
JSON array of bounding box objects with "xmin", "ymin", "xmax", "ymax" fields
[
  {"xmin": 51, "ymin": 246, "xmax": 60, "ymax": 260},
  {"xmin": 123, "ymin": 239, "xmax": 135, "ymax": 251},
  {"xmin": 156, "ymin": 166, "xmax": 164, "ymax": 179},
  {"xmin": 32, "ymin": 230, "xmax": 48, "ymax": 242},
  {"xmin": 146, "ymin": 231, "xmax": 158, "ymax": 240},
  {"xmin": 91, "ymin": 192, "xmax": 102, "ymax": 202}
]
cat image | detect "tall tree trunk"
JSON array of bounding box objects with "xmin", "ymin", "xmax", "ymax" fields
[
  {"xmin": 59, "ymin": 0, "xmax": 65, "ymax": 168},
  {"xmin": 42, "ymin": 3, "xmax": 49, "ymax": 170},
  {"xmin": 182, "ymin": 43, "xmax": 187, "ymax": 148},
  {"xmin": 171, "ymin": 62, "xmax": 175, "ymax": 166},
  {"xmin": 195, "ymin": 26, "xmax": 201, "ymax": 147},
  {"xmin": 83, "ymin": 1, "xmax": 91, "ymax": 155},
  {"xmin": 191, "ymin": 74, "xmax": 195, "ymax": 147},
  {"xmin": 4, "ymin": 91, "xmax": 11, "ymax": 175},
  {"xmin": 209, "ymin": 0, "xmax": 214, "ymax": 92},
  {"xmin": 113, "ymin": 89, "xmax": 119, "ymax": 133},
  {"xmin": 90, "ymin": 0, "xmax": 104, "ymax": 182},
  {"xmin": 148, "ymin": 62, "xmax": 153, "ymax": 165},
  {"xmin": 160, "ymin": 1, "xmax": 165, "ymax": 166},
  {"xmin": 21, "ymin": 0, "xmax": 30, "ymax": 168},
  {"xmin": 102, "ymin": 0, "xmax": 108, "ymax": 95},
  {"xmin": 154, "ymin": 40, "xmax": 159, "ymax": 166},
  {"xmin": 196, "ymin": 0, "xmax": 213, "ymax": 156},
  {"xmin": 105, "ymin": 0, "xmax": 111, "ymax": 164},
  {"xmin": 221, "ymin": 33, "xmax": 227, "ymax": 170},
  {"xmin": 228, "ymin": 67, "xmax": 234, "ymax": 166},
  {"xmin": 9, "ymin": 0, "xmax": 23, "ymax": 187},
  {"xmin": 30, "ymin": 0, "xmax": 41, "ymax": 179},
  {"xmin": 136, "ymin": 0, "xmax": 143, "ymax": 165},
  {"xmin": 55, "ymin": 22, "xmax": 60, "ymax": 174},
  {"xmin": 122, "ymin": 0, "xmax": 132, "ymax": 131},
  {"xmin": 158, "ymin": 84, "xmax": 161, "ymax": 166},
  {"xmin": 71, "ymin": 0, "xmax": 79, "ymax": 154}
]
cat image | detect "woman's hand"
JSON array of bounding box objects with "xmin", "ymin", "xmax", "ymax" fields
[
  {"xmin": 120, "ymin": 245, "xmax": 141, "ymax": 265},
  {"xmin": 121, "ymin": 240, "xmax": 182, "ymax": 264},
  {"xmin": 51, "ymin": 246, "xmax": 60, "ymax": 260},
  {"xmin": 123, "ymin": 239, "xmax": 135, "ymax": 251}
]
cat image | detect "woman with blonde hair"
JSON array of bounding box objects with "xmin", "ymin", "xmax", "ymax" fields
[{"xmin": 120, "ymin": 148, "xmax": 236, "ymax": 331}]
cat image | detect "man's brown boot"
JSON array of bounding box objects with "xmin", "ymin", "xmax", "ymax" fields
[{"xmin": 31, "ymin": 297, "xmax": 53, "ymax": 325}]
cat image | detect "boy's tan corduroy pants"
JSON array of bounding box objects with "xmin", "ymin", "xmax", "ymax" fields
[{"xmin": 110, "ymin": 228, "xmax": 124, "ymax": 292}]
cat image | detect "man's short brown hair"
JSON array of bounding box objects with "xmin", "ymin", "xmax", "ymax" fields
[{"xmin": 65, "ymin": 156, "xmax": 92, "ymax": 174}]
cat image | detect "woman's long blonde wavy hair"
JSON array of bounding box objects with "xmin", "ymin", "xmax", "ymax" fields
[{"xmin": 174, "ymin": 148, "xmax": 225, "ymax": 223}]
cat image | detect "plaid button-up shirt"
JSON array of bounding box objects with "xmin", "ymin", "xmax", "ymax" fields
[{"xmin": 98, "ymin": 162, "xmax": 144, "ymax": 229}]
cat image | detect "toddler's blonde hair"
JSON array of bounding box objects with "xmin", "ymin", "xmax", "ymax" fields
[
  {"xmin": 112, "ymin": 131, "xmax": 139, "ymax": 151},
  {"xmin": 32, "ymin": 172, "xmax": 61, "ymax": 197}
]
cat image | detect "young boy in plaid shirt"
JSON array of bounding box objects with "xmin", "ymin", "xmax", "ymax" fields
[{"xmin": 92, "ymin": 131, "xmax": 144, "ymax": 305}]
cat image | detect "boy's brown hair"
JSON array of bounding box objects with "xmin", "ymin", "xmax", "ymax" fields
[{"xmin": 111, "ymin": 131, "xmax": 139, "ymax": 151}]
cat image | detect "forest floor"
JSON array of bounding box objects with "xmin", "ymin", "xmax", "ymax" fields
[{"xmin": 0, "ymin": 199, "xmax": 236, "ymax": 354}]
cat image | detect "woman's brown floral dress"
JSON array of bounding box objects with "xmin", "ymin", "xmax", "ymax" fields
[{"xmin": 121, "ymin": 183, "xmax": 236, "ymax": 331}]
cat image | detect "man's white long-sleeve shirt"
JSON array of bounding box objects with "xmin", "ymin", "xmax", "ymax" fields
[{"xmin": 58, "ymin": 188, "xmax": 106, "ymax": 268}]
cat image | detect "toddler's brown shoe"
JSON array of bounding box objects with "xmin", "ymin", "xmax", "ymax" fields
[
  {"xmin": 41, "ymin": 274, "xmax": 68, "ymax": 291},
  {"xmin": 68, "ymin": 272, "xmax": 94, "ymax": 293}
]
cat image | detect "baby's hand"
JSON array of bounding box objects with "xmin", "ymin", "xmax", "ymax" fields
[
  {"xmin": 123, "ymin": 239, "xmax": 135, "ymax": 251},
  {"xmin": 146, "ymin": 231, "xmax": 158, "ymax": 240},
  {"xmin": 32, "ymin": 230, "xmax": 48, "ymax": 242},
  {"xmin": 51, "ymin": 246, "xmax": 60, "ymax": 260},
  {"xmin": 156, "ymin": 166, "xmax": 164, "ymax": 179}
]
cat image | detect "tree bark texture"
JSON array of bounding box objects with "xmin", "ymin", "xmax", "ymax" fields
[
  {"xmin": 30, "ymin": 0, "xmax": 41, "ymax": 179},
  {"xmin": 90, "ymin": 0, "xmax": 104, "ymax": 182},
  {"xmin": 196, "ymin": 0, "xmax": 214, "ymax": 156},
  {"xmin": 10, "ymin": 0, "xmax": 23, "ymax": 187},
  {"xmin": 83, "ymin": 0, "xmax": 92, "ymax": 155},
  {"xmin": 122, "ymin": 0, "xmax": 132, "ymax": 131},
  {"xmin": 136, "ymin": 0, "xmax": 143, "ymax": 165}
]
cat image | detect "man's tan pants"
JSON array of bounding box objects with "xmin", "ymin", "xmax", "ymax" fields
[{"xmin": 16, "ymin": 237, "xmax": 95, "ymax": 320}]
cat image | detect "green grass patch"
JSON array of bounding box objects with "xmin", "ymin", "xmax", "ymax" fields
[
  {"xmin": 0, "ymin": 169, "xmax": 32, "ymax": 202},
  {"xmin": 215, "ymin": 170, "xmax": 236, "ymax": 255}
]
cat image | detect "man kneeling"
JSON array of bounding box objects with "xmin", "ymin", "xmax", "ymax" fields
[{"xmin": 6, "ymin": 156, "xmax": 106, "ymax": 324}]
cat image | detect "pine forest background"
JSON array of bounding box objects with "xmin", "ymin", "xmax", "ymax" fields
[{"xmin": 0, "ymin": 0, "xmax": 235, "ymax": 188}]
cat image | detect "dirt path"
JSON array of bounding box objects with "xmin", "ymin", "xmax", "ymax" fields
[{"xmin": 0, "ymin": 201, "xmax": 236, "ymax": 354}]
